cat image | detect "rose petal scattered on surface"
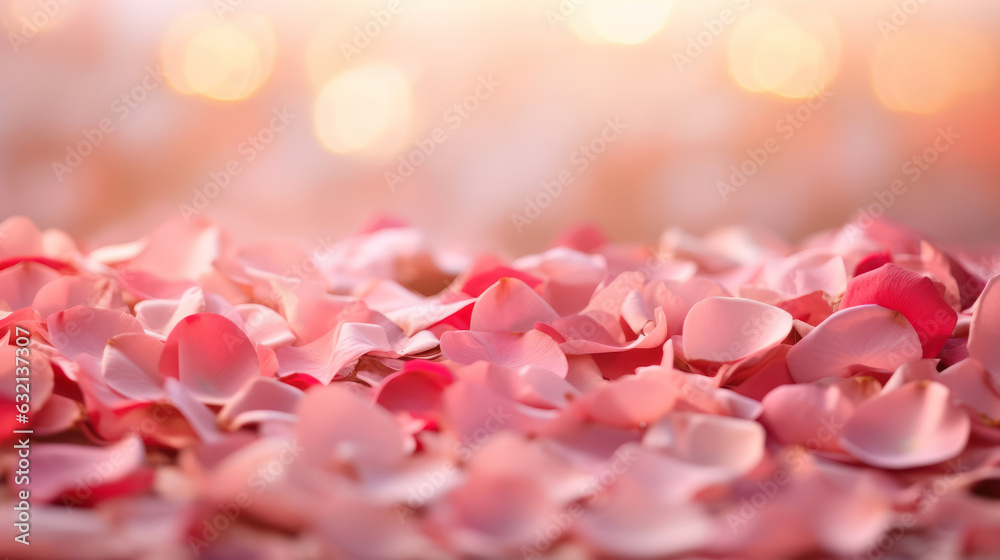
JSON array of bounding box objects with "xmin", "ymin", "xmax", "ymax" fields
[{"xmin": 3, "ymin": 215, "xmax": 998, "ymax": 558}]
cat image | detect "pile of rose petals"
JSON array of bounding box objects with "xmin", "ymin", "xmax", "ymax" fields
[{"xmin": 3, "ymin": 214, "xmax": 1000, "ymax": 559}]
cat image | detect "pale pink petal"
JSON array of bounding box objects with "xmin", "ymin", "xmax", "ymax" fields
[
  {"xmin": 575, "ymin": 473, "xmax": 713, "ymax": 557},
  {"xmin": 115, "ymin": 269, "xmax": 195, "ymax": 300},
  {"xmin": 512, "ymin": 247, "xmax": 607, "ymax": 315},
  {"xmin": 584, "ymin": 371, "xmax": 677, "ymax": 428},
  {"xmin": 555, "ymin": 308, "xmax": 669, "ymax": 355},
  {"xmin": 581, "ymin": 270, "xmax": 647, "ymax": 335},
  {"xmin": 840, "ymin": 380, "xmax": 970, "ymax": 468},
  {"xmin": 216, "ymin": 377, "xmax": 304, "ymax": 431},
  {"xmin": 385, "ymin": 297, "xmax": 475, "ymax": 337},
  {"xmin": 758, "ymin": 249, "xmax": 847, "ymax": 299},
  {"xmin": 840, "ymin": 263, "xmax": 957, "ymax": 358},
  {"xmin": 32, "ymin": 276, "xmax": 124, "ymax": 319},
  {"xmin": 760, "ymin": 377, "xmax": 880, "ymax": 453},
  {"xmin": 102, "ymin": 333, "xmax": 166, "ymax": 401},
  {"xmin": 938, "ymin": 358, "xmax": 1000, "ymax": 421},
  {"xmin": 0, "ymin": 345, "xmax": 54, "ymax": 434},
  {"xmin": 777, "ymin": 290, "xmax": 834, "ymax": 326},
  {"xmin": 645, "ymin": 412, "xmax": 765, "ymax": 475},
  {"xmin": 76, "ymin": 356, "xmax": 198, "ymax": 447},
  {"xmin": 355, "ymin": 278, "xmax": 425, "ymax": 312},
  {"xmin": 47, "ymin": 306, "xmax": 144, "ymax": 360},
  {"xmin": 25, "ymin": 435, "xmax": 147, "ymax": 503},
  {"xmin": 0, "ymin": 215, "xmax": 45, "ymax": 259},
  {"xmin": 235, "ymin": 303, "xmax": 296, "ymax": 348},
  {"xmin": 0, "ymin": 261, "xmax": 61, "ymax": 310},
  {"xmin": 620, "ymin": 289, "xmax": 654, "ymax": 334},
  {"xmin": 968, "ymin": 274, "xmax": 1000, "ymax": 381},
  {"xmin": 316, "ymin": 489, "xmax": 444, "ymax": 558},
  {"xmin": 650, "ymin": 277, "xmax": 731, "ymax": 336},
  {"xmin": 682, "ymin": 297, "xmax": 792, "ymax": 362},
  {"xmin": 514, "ymin": 366, "xmax": 580, "ymax": 409},
  {"xmin": 440, "ymin": 329, "xmax": 568, "ymax": 377},
  {"xmin": 276, "ymin": 321, "xmax": 437, "ymax": 384},
  {"xmin": 33, "ymin": 394, "xmax": 81, "ymax": 435},
  {"xmin": 436, "ymin": 473, "xmax": 560, "ymax": 554},
  {"xmin": 565, "ymin": 354, "xmax": 605, "ymax": 393},
  {"xmin": 133, "ymin": 287, "xmax": 206, "ymax": 335},
  {"xmin": 443, "ymin": 363, "xmax": 562, "ymax": 441},
  {"xmin": 125, "ymin": 216, "xmax": 223, "ymax": 282},
  {"xmin": 255, "ymin": 342, "xmax": 279, "ymax": 379},
  {"xmin": 470, "ymin": 277, "xmax": 558, "ymax": 332},
  {"xmin": 204, "ymin": 437, "xmax": 314, "ymax": 531},
  {"xmin": 159, "ymin": 313, "xmax": 261, "ymax": 404},
  {"xmin": 787, "ymin": 304, "xmax": 922, "ymax": 383},
  {"xmin": 295, "ymin": 384, "xmax": 411, "ymax": 471},
  {"xmin": 881, "ymin": 358, "xmax": 939, "ymax": 391},
  {"xmin": 163, "ymin": 377, "xmax": 223, "ymax": 444}
]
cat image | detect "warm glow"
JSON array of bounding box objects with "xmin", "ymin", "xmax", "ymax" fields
[
  {"xmin": 728, "ymin": 10, "xmax": 839, "ymax": 98},
  {"xmin": 572, "ymin": 0, "xmax": 673, "ymax": 45},
  {"xmin": 306, "ymin": 20, "xmax": 346, "ymax": 89},
  {"xmin": 314, "ymin": 64, "xmax": 412, "ymax": 156},
  {"xmin": 872, "ymin": 28, "xmax": 997, "ymax": 114},
  {"xmin": 162, "ymin": 12, "xmax": 274, "ymax": 101},
  {"xmin": 5, "ymin": 0, "xmax": 79, "ymax": 34}
]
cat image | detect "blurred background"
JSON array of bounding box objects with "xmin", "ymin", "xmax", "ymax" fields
[{"xmin": 1, "ymin": 0, "xmax": 998, "ymax": 255}]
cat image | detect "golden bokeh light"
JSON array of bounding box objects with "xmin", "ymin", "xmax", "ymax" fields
[
  {"xmin": 571, "ymin": 0, "xmax": 673, "ymax": 46},
  {"xmin": 872, "ymin": 27, "xmax": 997, "ymax": 114},
  {"xmin": 728, "ymin": 10, "xmax": 839, "ymax": 99},
  {"xmin": 162, "ymin": 11, "xmax": 275, "ymax": 101},
  {"xmin": 313, "ymin": 64, "xmax": 412, "ymax": 156}
]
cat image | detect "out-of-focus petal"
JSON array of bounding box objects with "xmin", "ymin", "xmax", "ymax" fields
[{"xmin": 840, "ymin": 380, "xmax": 970, "ymax": 469}]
